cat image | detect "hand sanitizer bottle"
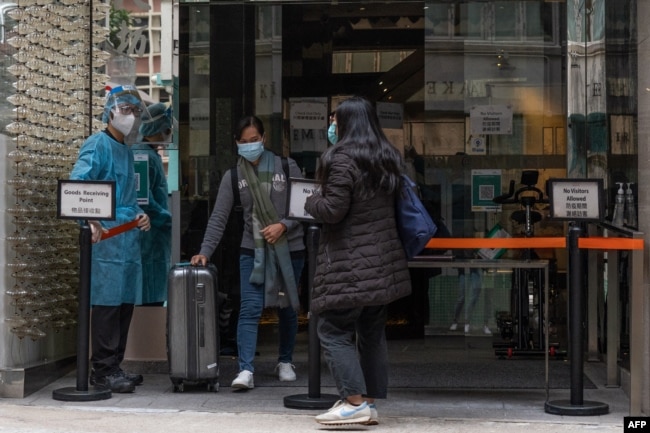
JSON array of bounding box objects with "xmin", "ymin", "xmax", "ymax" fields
[
  {"xmin": 625, "ymin": 182, "xmax": 637, "ymax": 228},
  {"xmin": 612, "ymin": 182, "xmax": 625, "ymax": 226}
]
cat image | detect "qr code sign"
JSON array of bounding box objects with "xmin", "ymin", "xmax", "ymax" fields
[{"xmin": 479, "ymin": 184, "xmax": 494, "ymax": 201}]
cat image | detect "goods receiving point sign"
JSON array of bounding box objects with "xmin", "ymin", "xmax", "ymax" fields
[{"xmin": 57, "ymin": 180, "xmax": 116, "ymax": 221}]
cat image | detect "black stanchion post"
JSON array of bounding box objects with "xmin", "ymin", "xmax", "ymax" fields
[
  {"xmin": 569, "ymin": 224, "xmax": 584, "ymax": 405},
  {"xmin": 284, "ymin": 224, "xmax": 338, "ymax": 409},
  {"xmin": 545, "ymin": 224, "xmax": 607, "ymax": 415},
  {"xmin": 52, "ymin": 222, "xmax": 112, "ymax": 401}
]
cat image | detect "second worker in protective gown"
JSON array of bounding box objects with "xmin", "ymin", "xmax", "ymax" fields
[{"xmin": 131, "ymin": 102, "xmax": 174, "ymax": 306}]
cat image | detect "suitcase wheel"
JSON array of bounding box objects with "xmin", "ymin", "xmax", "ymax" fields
[
  {"xmin": 207, "ymin": 380, "xmax": 219, "ymax": 392},
  {"xmin": 171, "ymin": 379, "xmax": 184, "ymax": 393}
]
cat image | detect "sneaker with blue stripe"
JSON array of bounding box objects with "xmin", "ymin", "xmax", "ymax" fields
[
  {"xmin": 315, "ymin": 400, "xmax": 371, "ymax": 425},
  {"xmin": 362, "ymin": 403, "xmax": 379, "ymax": 425}
]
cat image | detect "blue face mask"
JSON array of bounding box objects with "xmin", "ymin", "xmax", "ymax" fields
[
  {"xmin": 237, "ymin": 141, "xmax": 265, "ymax": 162},
  {"xmin": 327, "ymin": 123, "xmax": 338, "ymax": 145}
]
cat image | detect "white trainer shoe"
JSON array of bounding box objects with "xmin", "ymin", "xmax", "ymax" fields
[
  {"xmin": 276, "ymin": 362, "xmax": 296, "ymax": 382},
  {"xmin": 483, "ymin": 325, "xmax": 493, "ymax": 335},
  {"xmin": 362, "ymin": 403, "xmax": 379, "ymax": 425},
  {"xmin": 449, "ymin": 322, "xmax": 458, "ymax": 331},
  {"xmin": 315, "ymin": 400, "xmax": 370, "ymax": 425},
  {"xmin": 231, "ymin": 370, "xmax": 254, "ymax": 390}
]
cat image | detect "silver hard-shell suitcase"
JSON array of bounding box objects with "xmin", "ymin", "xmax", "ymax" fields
[{"xmin": 167, "ymin": 263, "xmax": 220, "ymax": 392}]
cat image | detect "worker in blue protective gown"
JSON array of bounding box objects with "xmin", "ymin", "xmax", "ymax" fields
[
  {"xmin": 69, "ymin": 85, "xmax": 152, "ymax": 394},
  {"xmin": 131, "ymin": 102, "xmax": 173, "ymax": 306}
]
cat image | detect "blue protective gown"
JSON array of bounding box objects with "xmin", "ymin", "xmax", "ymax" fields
[
  {"xmin": 131, "ymin": 143, "xmax": 172, "ymax": 304},
  {"xmin": 70, "ymin": 131, "xmax": 143, "ymax": 306}
]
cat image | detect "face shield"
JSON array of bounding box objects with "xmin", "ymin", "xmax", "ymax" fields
[
  {"xmin": 138, "ymin": 102, "xmax": 176, "ymax": 146},
  {"xmin": 103, "ymin": 85, "xmax": 150, "ymax": 142}
]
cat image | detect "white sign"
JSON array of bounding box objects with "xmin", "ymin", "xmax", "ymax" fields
[
  {"xmin": 286, "ymin": 178, "xmax": 320, "ymax": 222},
  {"xmin": 189, "ymin": 97, "xmax": 209, "ymax": 130},
  {"xmin": 548, "ymin": 179, "xmax": 603, "ymax": 221},
  {"xmin": 376, "ymin": 102, "xmax": 403, "ymax": 129},
  {"xmin": 469, "ymin": 105, "xmax": 513, "ymax": 135},
  {"xmin": 290, "ymin": 98, "xmax": 328, "ymax": 129},
  {"xmin": 289, "ymin": 98, "xmax": 328, "ymax": 152},
  {"xmin": 57, "ymin": 180, "xmax": 116, "ymax": 220}
]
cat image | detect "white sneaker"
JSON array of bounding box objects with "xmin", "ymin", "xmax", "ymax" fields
[
  {"xmin": 464, "ymin": 324, "xmax": 470, "ymax": 333},
  {"xmin": 483, "ymin": 325, "xmax": 492, "ymax": 335},
  {"xmin": 315, "ymin": 400, "xmax": 370, "ymax": 425},
  {"xmin": 362, "ymin": 403, "xmax": 379, "ymax": 426},
  {"xmin": 449, "ymin": 322, "xmax": 458, "ymax": 331},
  {"xmin": 276, "ymin": 362, "xmax": 296, "ymax": 382},
  {"xmin": 231, "ymin": 370, "xmax": 254, "ymax": 390}
]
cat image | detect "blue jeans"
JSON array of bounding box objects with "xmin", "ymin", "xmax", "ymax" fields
[{"xmin": 237, "ymin": 254, "xmax": 304, "ymax": 373}]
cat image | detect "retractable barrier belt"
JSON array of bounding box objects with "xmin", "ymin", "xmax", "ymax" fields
[
  {"xmin": 100, "ymin": 219, "xmax": 139, "ymax": 241},
  {"xmin": 578, "ymin": 237, "xmax": 643, "ymax": 250},
  {"xmin": 424, "ymin": 236, "xmax": 643, "ymax": 250}
]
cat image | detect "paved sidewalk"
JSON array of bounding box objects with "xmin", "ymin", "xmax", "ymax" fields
[
  {"xmin": 0, "ymin": 332, "xmax": 634, "ymax": 433},
  {"xmin": 0, "ymin": 402, "xmax": 625, "ymax": 433},
  {"xmin": 0, "ymin": 361, "xmax": 630, "ymax": 433}
]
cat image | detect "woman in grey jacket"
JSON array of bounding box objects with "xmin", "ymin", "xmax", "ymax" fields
[
  {"xmin": 304, "ymin": 96, "xmax": 411, "ymax": 426},
  {"xmin": 191, "ymin": 116, "xmax": 305, "ymax": 390}
]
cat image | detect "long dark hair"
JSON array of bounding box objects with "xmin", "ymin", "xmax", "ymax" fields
[
  {"xmin": 315, "ymin": 96, "xmax": 402, "ymax": 199},
  {"xmin": 234, "ymin": 115, "xmax": 265, "ymax": 141}
]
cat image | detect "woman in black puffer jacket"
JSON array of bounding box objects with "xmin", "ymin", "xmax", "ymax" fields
[{"xmin": 305, "ymin": 96, "xmax": 411, "ymax": 426}]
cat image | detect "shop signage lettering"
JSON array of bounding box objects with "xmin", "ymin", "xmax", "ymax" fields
[
  {"xmin": 426, "ymin": 81, "xmax": 458, "ymax": 95},
  {"xmin": 111, "ymin": 0, "xmax": 151, "ymax": 57},
  {"xmin": 425, "ymin": 81, "xmax": 492, "ymax": 98}
]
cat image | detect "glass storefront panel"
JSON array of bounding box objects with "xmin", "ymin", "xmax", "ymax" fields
[
  {"xmin": 179, "ymin": 2, "xmax": 648, "ymax": 354},
  {"xmin": 178, "ymin": 1, "xmax": 568, "ymax": 335},
  {"xmin": 419, "ymin": 1, "xmax": 567, "ymax": 345}
]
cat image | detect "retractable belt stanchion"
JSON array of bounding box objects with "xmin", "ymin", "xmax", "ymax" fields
[
  {"xmin": 544, "ymin": 224, "xmax": 608, "ymax": 415},
  {"xmin": 52, "ymin": 221, "xmax": 112, "ymax": 401},
  {"xmin": 284, "ymin": 224, "xmax": 338, "ymax": 409}
]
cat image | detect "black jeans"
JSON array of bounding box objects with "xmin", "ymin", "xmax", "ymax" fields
[
  {"xmin": 317, "ymin": 305, "xmax": 389, "ymax": 399},
  {"xmin": 91, "ymin": 304, "xmax": 135, "ymax": 378}
]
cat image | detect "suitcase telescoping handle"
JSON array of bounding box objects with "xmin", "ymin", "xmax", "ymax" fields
[{"xmin": 196, "ymin": 283, "xmax": 205, "ymax": 348}]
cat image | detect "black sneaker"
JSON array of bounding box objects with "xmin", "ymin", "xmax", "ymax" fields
[
  {"xmin": 93, "ymin": 371, "xmax": 135, "ymax": 393},
  {"xmin": 90, "ymin": 369, "xmax": 143, "ymax": 386},
  {"xmin": 121, "ymin": 370, "xmax": 144, "ymax": 386}
]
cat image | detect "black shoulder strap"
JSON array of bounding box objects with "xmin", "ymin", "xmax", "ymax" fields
[
  {"xmin": 231, "ymin": 157, "xmax": 290, "ymax": 210},
  {"xmin": 231, "ymin": 167, "xmax": 241, "ymax": 211}
]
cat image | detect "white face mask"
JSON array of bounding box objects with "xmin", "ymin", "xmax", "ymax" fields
[{"xmin": 111, "ymin": 112, "xmax": 137, "ymax": 138}]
